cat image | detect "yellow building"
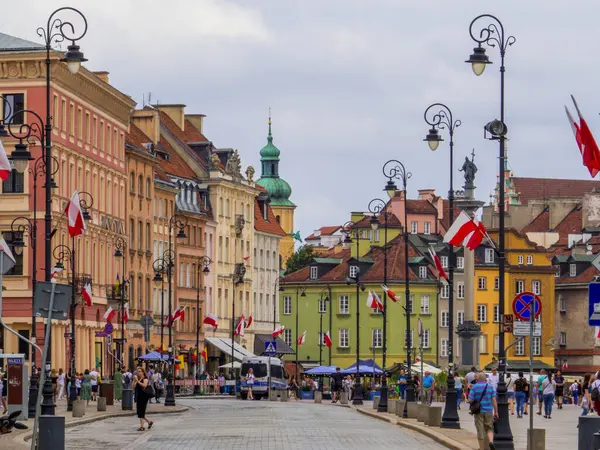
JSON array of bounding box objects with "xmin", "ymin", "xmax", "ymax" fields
[
  {"xmin": 475, "ymin": 228, "xmax": 555, "ymax": 369},
  {"xmin": 256, "ymin": 117, "xmax": 296, "ymax": 269}
]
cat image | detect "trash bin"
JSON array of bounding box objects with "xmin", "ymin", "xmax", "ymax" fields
[{"xmin": 99, "ymin": 383, "xmax": 114, "ymax": 406}]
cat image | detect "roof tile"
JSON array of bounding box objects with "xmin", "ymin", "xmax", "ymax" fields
[
  {"xmin": 254, "ymin": 200, "xmax": 286, "ymax": 236},
  {"xmin": 513, "ymin": 177, "xmax": 600, "ymax": 204}
]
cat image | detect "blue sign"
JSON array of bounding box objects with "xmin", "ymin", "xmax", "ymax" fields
[
  {"xmin": 512, "ymin": 292, "xmax": 542, "ymax": 321},
  {"xmin": 264, "ymin": 341, "xmax": 277, "ymax": 356},
  {"xmin": 104, "ymin": 323, "xmax": 114, "ymax": 335},
  {"xmin": 7, "ymin": 358, "xmax": 22, "ymax": 365},
  {"xmin": 588, "ymin": 283, "xmax": 600, "ymax": 326}
]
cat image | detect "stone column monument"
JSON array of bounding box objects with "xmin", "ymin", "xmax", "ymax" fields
[{"xmin": 455, "ymin": 151, "xmax": 485, "ymax": 370}]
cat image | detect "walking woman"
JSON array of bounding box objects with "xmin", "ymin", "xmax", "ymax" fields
[
  {"xmin": 514, "ymin": 372, "xmax": 528, "ymax": 418},
  {"xmin": 81, "ymin": 370, "xmax": 92, "ymax": 406},
  {"xmin": 541, "ymin": 371, "xmax": 556, "ymax": 418},
  {"xmin": 288, "ymin": 376, "xmax": 299, "ymax": 401},
  {"xmin": 57, "ymin": 369, "xmax": 66, "ymax": 401},
  {"xmin": 246, "ymin": 368, "xmax": 255, "ymax": 400},
  {"xmin": 454, "ymin": 372, "xmax": 463, "ymax": 409},
  {"xmin": 506, "ymin": 373, "xmax": 515, "ymax": 415},
  {"xmin": 554, "ymin": 370, "xmax": 565, "ymax": 409},
  {"xmin": 581, "ymin": 373, "xmax": 592, "ymax": 416},
  {"xmin": 133, "ymin": 367, "xmax": 154, "ymax": 431}
]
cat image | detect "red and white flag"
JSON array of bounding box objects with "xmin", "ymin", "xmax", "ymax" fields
[
  {"xmin": 366, "ymin": 291, "xmax": 383, "ymax": 311},
  {"xmin": 567, "ymin": 96, "xmax": 600, "ymax": 178},
  {"xmin": 428, "ymin": 247, "xmax": 448, "ymax": 284},
  {"xmin": 123, "ymin": 304, "xmax": 129, "ymax": 324},
  {"xmin": 464, "ymin": 218, "xmax": 488, "ymax": 251},
  {"xmin": 82, "ymin": 282, "xmax": 92, "ymax": 306},
  {"xmin": 0, "ymin": 139, "xmax": 11, "ymax": 182},
  {"xmin": 596, "ymin": 326, "xmax": 600, "ymax": 339},
  {"xmin": 164, "ymin": 314, "xmax": 173, "ymax": 327},
  {"xmin": 50, "ymin": 266, "xmax": 63, "ymax": 284},
  {"xmin": 444, "ymin": 211, "xmax": 489, "ymax": 251},
  {"xmin": 65, "ymin": 190, "xmax": 87, "ymax": 237},
  {"xmin": 381, "ymin": 285, "xmax": 398, "ymax": 302},
  {"xmin": 297, "ymin": 330, "xmax": 307, "ymax": 345},
  {"xmin": 245, "ymin": 315, "xmax": 253, "ymax": 329},
  {"xmin": 272, "ymin": 325, "xmax": 285, "ymax": 338},
  {"xmin": 203, "ymin": 313, "xmax": 219, "ymax": 329},
  {"xmin": 0, "ymin": 233, "xmax": 16, "ymax": 274},
  {"xmin": 104, "ymin": 307, "xmax": 117, "ymax": 322},
  {"xmin": 243, "ymin": 256, "xmax": 250, "ymax": 261},
  {"xmin": 324, "ymin": 331, "xmax": 332, "ymax": 348},
  {"xmin": 172, "ymin": 306, "xmax": 186, "ymax": 323},
  {"xmin": 562, "ymin": 361, "xmax": 569, "ymax": 370},
  {"xmin": 234, "ymin": 314, "xmax": 246, "ymax": 336}
]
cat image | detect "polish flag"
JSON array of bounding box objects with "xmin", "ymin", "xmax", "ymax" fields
[
  {"xmin": 243, "ymin": 256, "xmax": 250, "ymax": 261},
  {"xmin": 81, "ymin": 282, "xmax": 92, "ymax": 306},
  {"xmin": 172, "ymin": 306, "xmax": 186, "ymax": 323},
  {"xmin": 50, "ymin": 266, "xmax": 63, "ymax": 283},
  {"xmin": 297, "ymin": 330, "xmax": 307, "ymax": 345},
  {"xmin": 0, "ymin": 139, "xmax": 11, "ymax": 182},
  {"xmin": 464, "ymin": 219, "xmax": 488, "ymax": 251},
  {"xmin": 203, "ymin": 313, "xmax": 218, "ymax": 329},
  {"xmin": 123, "ymin": 304, "xmax": 129, "ymax": 324},
  {"xmin": 272, "ymin": 325, "xmax": 285, "ymax": 338},
  {"xmin": 366, "ymin": 291, "xmax": 383, "ymax": 311},
  {"xmin": 0, "ymin": 233, "xmax": 16, "ymax": 274},
  {"xmin": 562, "ymin": 361, "xmax": 569, "ymax": 370},
  {"xmin": 104, "ymin": 307, "xmax": 117, "ymax": 322},
  {"xmin": 381, "ymin": 285, "xmax": 398, "ymax": 302},
  {"xmin": 568, "ymin": 96, "xmax": 600, "ymax": 178},
  {"xmin": 65, "ymin": 190, "xmax": 86, "ymax": 237},
  {"xmin": 428, "ymin": 247, "xmax": 448, "ymax": 283},
  {"xmin": 596, "ymin": 326, "xmax": 600, "ymax": 338},
  {"xmin": 234, "ymin": 314, "xmax": 246, "ymax": 336},
  {"xmin": 245, "ymin": 315, "xmax": 253, "ymax": 328},
  {"xmin": 324, "ymin": 331, "xmax": 332, "ymax": 348},
  {"xmin": 444, "ymin": 211, "xmax": 477, "ymax": 247},
  {"xmin": 164, "ymin": 314, "xmax": 173, "ymax": 327}
]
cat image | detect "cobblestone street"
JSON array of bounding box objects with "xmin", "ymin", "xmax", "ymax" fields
[{"xmin": 65, "ymin": 399, "xmax": 446, "ymax": 450}]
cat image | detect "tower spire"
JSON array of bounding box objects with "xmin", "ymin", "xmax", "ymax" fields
[{"xmin": 268, "ymin": 107, "xmax": 273, "ymax": 143}]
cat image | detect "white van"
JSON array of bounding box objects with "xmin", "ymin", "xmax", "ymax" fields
[{"xmin": 240, "ymin": 356, "xmax": 287, "ymax": 400}]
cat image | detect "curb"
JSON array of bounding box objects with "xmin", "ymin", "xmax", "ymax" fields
[
  {"xmin": 355, "ymin": 407, "xmax": 475, "ymax": 450},
  {"xmin": 13, "ymin": 406, "xmax": 189, "ymax": 446}
]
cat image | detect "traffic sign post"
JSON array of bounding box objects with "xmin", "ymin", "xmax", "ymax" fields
[
  {"xmin": 264, "ymin": 341, "xmax": 277, "ymax": 356},
  {"xmin": 512, "ymin": 321, "xmax": 542, "ymax": 337},
  {"xmin": 588, "ymin": 283, "xmax": 600, "ymax": 326},
  {"xmin": 503, "ymin": 314, "xmax": 514, "ymax": 334},
  {"xmin": 512, "ymin": 292, "xmax": 542, "ymax": 320}
]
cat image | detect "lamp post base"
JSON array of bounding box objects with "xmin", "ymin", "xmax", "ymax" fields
[
  {"xmin": 68, "ymin": 384, "xmax": 78, "ymax": 413},
  {"xmin": 403, "ymin": 381, "xmax": 415, "ymax": 418},
  {"xmin": 193, "ymin": 384, "xmax": 201, "ymax": 395},
  {"xmin": 40, "ymin": 377, "xmax": 56, "ymax": 416},
  {"xmin": 377, "ymin": 377, "xmax": 388, "ymax": 412},
  {"xmin": 27, "ymin": 372, "xmax": 39, "ymax": 418},
  {"xmin": 165, "ymin": 376, "xmax": 176, "ymax": 406},
  {"xmin": 352, "ymin": 377, "xmax": 363, "ymax": 405},
  {"xmin": 493, "ymin": 364, "xmax": 514, "ymax": 450},
  {"xmin": 441, "ymin": 372, "xmax": 460, "ymax": 429}
]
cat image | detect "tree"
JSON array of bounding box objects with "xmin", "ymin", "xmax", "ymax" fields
[{"xmin": 284, "ymin": 244, "xmax": 315, "ymax": 275}]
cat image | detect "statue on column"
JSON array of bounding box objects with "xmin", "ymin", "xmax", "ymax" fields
[{"xmin": 459, "ymin": 149, "xmax": 477, "ymax": 190}]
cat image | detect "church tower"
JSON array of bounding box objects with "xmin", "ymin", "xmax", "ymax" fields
[{"xmin": 256, "ymin": 115, "xmax": 296, "ymax": 269}]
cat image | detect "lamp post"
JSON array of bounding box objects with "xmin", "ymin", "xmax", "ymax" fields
[
  {"xmin": 113, "ymin": 237, "xmax": 127, "ymax": 371},
  {"xmin": 342, "ymin": 220, "xmax": 364, "ymax": 406},
  {"xmin": 273, "ymin": 276, "xmax": 283, "ymax": 332},
  {"xmin": 368, "ymin": 198, "xmax": 391, "ymax": 413},
  {"xmin": 318, "ymin": 288, "xmax": 330, "ymax": 393},
  {"xmin": 152, "ymin": 258, "xmax": 167, "ymax": 368},
  {"xmin": 423, "ymin": 103, "xmax": 461, "ymax": 429},
  {"xmin": 466, "ymin": 14, "xmax": 515, "ymax": 449},
  {"xmin": 231, "ymin": 215, "xmax": 246, "ymax": 376},
  {"xmin": 294, "ymin": 286, "xmax": 306, "ymax": 383},
  {"xmin": 382, "ymin": 159, "xmax": 414, "ymax": 416},
  {"xmin": 194, "ymin": 256, "xmax": 212, "ymax": 395}
]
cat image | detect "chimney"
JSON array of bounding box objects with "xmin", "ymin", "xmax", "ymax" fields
[
  {"xmin": 417, "ymin": 189, "xmax": 436, "ymax": 201},
  {"xmin": 154, "ymin": 104, "xmax": 186, "ymax": 130},
  {"xmin": 185, "ymin": 114, "xmax": 206, "ymax": 134},
  {"xmin": 132, "ymin": 109, "xmax": 160, "ymax": 144},
  {"xmin": 94, "ymin": 71, "xmax": 109, "ymax": 83}
]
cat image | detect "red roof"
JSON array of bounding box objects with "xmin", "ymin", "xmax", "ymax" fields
[
  {"xmin": 522, "ymin": 208, "xmax": 550, "ymax": 234},
  {"xmin": 557, "ymin": 264, "xmax": 599, "ymax": 285},
  {"xmin": 513, "ymin": 177, "xmax": 600, "ymax": 205},
  {"xmin": 305, "ymin": 226, "xmax": 342, "ymax": 240},
  {"xmin": 406, "ymin": 199, "xmax": 437, "ymax": 214},
  {"xmin": 438, "ymin": 199, "xmax": 462, "ymax": 232},
  {"xmin": 183, "ymin": 119, "xmax": 209, "ymax": 142},
  {"xmin": 126, "ymin": 123, "xmax": 153, "ymax": 150},
  {"xmin": 156, "ymin": 137, "xmax": 197, "ymax": 180},
  {"xmin": 158, "ymin": 111, "xmax": 208, "ymax": 170},
  {"xmin": 254, "ymin": 200, "xmax": 286, "ymax": 236},
  {"xmin": 551, "ymin": 207, "xmax": 582, "ymax": 247},
  {"xmin": 352, "ymin": 214, "xmax": 402, "ymax": 229}
]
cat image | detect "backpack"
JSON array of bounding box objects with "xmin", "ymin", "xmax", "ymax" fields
[
  {"xmin": 591, "ymin": 382, "xmax": 600, "ymax": 402},
  {"xmin": 124, "ymin": 374, "xmax": 131, "ymax": 385},
  {"xmin": 470, "ymin": 384, "xmax": 488, "ymax": 415}
]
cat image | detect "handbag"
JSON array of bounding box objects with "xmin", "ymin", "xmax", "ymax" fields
[
  {"xmin": 470, "ymin": 384, "xmax": 488, "ymax": 415},
  {"xmin": 143, "ymin": 382, "xmax": 155, "ymax": 397}
]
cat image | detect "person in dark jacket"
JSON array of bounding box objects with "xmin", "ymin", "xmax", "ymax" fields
[{"xmin": 133, "ymin": 367, "xmax": 154, "ymax": 431}]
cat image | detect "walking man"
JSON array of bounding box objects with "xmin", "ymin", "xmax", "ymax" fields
[
  {"xmin": 331, "ymin": 367, "xmax": 342, "ymax": 403},
  {"xmin": 536, "ymin": 369, "xmax": 547, "ymax": 416},
  {"xmin": 422, "ymin": 371, "xmax": 435, "ymax": 405},
  {"xmin": 468, "ymin": 372, "xmax": 498, "ymax": 450}
]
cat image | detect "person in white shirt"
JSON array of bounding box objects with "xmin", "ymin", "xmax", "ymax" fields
[
  {"xmin": 89, "ymin": 367, "xmax": 99, "ymax": 401},
  {"xmin": 57, "ymin": 369, "xmax": 66, "ymax": 401},
  {"xmin": 488, "ymin": 368, "xmax": 500, "ymax": 391},
  {"xmin": 151, "ymin": 371, "xmax": 162, "ymax": 404}
]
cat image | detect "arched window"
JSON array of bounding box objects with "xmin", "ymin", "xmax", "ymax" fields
[
  {"xmin": 276, "ymin": 215, "xmax": 281, "ymax": 224},
  {"xmin": 138, "ymin": 175, "xmax": 143, "ymax": 196},
  {"xmin": 130, "ymin": 172, "xmax": 135, "ymax": 193},
  {"xmin": 146, "ymin": 177, "xmax": 151, "ymax": 198}
]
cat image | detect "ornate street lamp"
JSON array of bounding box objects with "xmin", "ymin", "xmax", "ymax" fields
[
  {"xmin": 113, "ymin": 237, "xmax": 127, "ymax": 370},
  {"xmin": 194, "ymin": 256, "xmax": 212, "ymax": 395}
]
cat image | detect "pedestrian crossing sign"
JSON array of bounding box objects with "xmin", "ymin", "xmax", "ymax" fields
[{"xmin": 264, "ymin": 341, "xmax": 277, "ymax": 355}]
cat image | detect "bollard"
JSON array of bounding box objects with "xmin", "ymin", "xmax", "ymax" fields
[
  {"xmin": 72, "ymin": 399, "xmax": 86, "ymax": 418},
  {"xmin": 527, "ymin": 429, "xmax": 546, "ymax": 450},
  {"xmin": 100, "ymin": 383, "xmax": 114, "ymax": 406},
  {"xmin": 427, "ymin": 406, "xmax": 442, "ymax": 427},
  {"xmin": 280, "ymin": 389, "xmax": 289, "ymax": 402},
  {"xmin": 269, "ymin": 390, "xmax": 279, "ymax": 401},
  {"xmin": 417, "ymin": 404, "xmax": 429, "ymax": 423},
  {"xmin": 407, "ymin": 402, "xmax": 419, "ymax": 419},
  {"xmin": 579, "ymin": 416, "xmax": 600, "ymax": 450},
  {"xmin": 396, "ymin": 400, "xmax": 406, "ymax": 417},
  {"xmin": 122, "ymin": 388, "xmax": 133, "ymax": 411},
  {"xmin": 38, "ymin": 416, "xmax": 65, "ymax": 450},
  {"xmin": 373, "ymin": 396, "xmax": 380, "ymax": 410},
  {"xmin": 97, "ymin": 397, "xmax": 107, "ymax": 412},
  {"xmin": 314, "ymin": 391, "xmax": 323, "ymax": 403},
  {"xmin": 340, "ymin": 391, "xmax": 349, "ymax": 405},
  {"xmin": 594, "ymin": 432, "xmax": 600, "ymax": 450},
  {"xmin": 388, "ymin": 399, "xmax": 397, "ymax": 414}
]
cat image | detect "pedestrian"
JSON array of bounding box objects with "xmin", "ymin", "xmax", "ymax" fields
[
  {"xmin": 0, "ymin": 370, "xmax": 7, "ymax": 414},
  {"xmin": 123, "ymin": 368, "xmax": 133, "ymax": 390},
  {"xmin": 397, "ymin": 369, "xmax": 407, "ymax": 400},
  {"xmin": 536, "ymin": 369, "xmax": 547, "ymax": 415},
  {"xmin": 505, "ymin": 373, "xmax": 515, "ymax": 415},
  {"xmin": 465, "ymin": 366, "xmax": 477, "ymax": 397},
  {"xmin": 569, "ymin": 380, "xmax": 579, "ymax": 406},
  {"xmin": 581, "ymin": 373, "xmax": 592, "ymax": 416},
  {"xmin": 57, "ymin": 368, "xmax": 66, "ymax": 401},
  {"xmin": 90, "ymin": 367, "xmax": 100, "ymax": 401},
  {"xmin": 287, "ymin": 376, "xmax": 298, "ymax": 401},
  {"xmin": 590, "ymin": 371, "xmax": 600, "ymax": 414},
  {"xmin": 541, "ymin": 371, "xmax": 556, "ymax": 418},
  {"xmin": 454, "ymin": 372, "xmax": 463, "ymax": 409},
  {"xmin": 246, "ymin": 367, "xmax": 255, "ymax": 400},
  {"xmin": 75, "ymin": 372, "xmax": 82, "ymax": 398},
  {"xmin": 331, "ymin": 367, "xmax": 342, "ymax": 403},
  {"xmin": 554, "ymin": 370, "xmax": 565, "ymax": 409},
  {"xmin": 413, "ymin": 374, "xmax": 421, "ymax": 399},
  {"xmin": 81, "ymin": 370, "xmax": 92, "ymax": 406},
  {"xmin": 151, "ymin": 370, "xmax": 162, "ymax": 403},
  {"xmin": 218, "ymin": 373, "xmax": 225, "ymax": 394},
  {"xmin": 468, "ymin": 372, "xmax": 498, "ymax": 450},
  {"xmin": 50, "ymin": 369, "xmax": 58, "ymax": 403},
  {"xmin": 514, "ymin": 372, "xmax": 528, "ymax": 418},
  {"xmin": 422, "ymin": 371, "xmax": 435, "ymax": 405},
  {"xmin": 132, "ymin": 367, "xmax": 154, "ymax": 431},
  {"xmin": 488, "ymin": 367, "xmax": 499, "ymax": 392}
]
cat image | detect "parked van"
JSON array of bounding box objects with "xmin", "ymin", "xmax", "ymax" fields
[{"xmin": 240, "ymin": 356, "xmax": 286, "ymax": 400}]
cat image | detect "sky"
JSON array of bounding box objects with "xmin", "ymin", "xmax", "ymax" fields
[{"xmin": 2, "ymin": 0, "xmax": 599, "ymax": 241}]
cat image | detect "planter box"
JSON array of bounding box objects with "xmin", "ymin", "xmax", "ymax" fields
[{"xmin": 301, "ymin": 390, "xmax": 314, "ymax": 400}]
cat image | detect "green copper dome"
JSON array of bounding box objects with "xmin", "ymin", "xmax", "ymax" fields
[{"xmin": 256, "ymin": 116, "xmax": 296, "ymax": 207}]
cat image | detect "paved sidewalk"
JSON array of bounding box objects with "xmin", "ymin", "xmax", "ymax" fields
[{"xmin": 0, "ymin": 399, "xmax": 188, "ymax": 449}]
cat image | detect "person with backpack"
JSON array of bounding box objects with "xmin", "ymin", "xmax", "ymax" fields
[
  {"xmin": 541, "ymin": 372, "xmax": 556, "ymax": 418},
  {"xmin": 514, "ymin": 372, "xmax": 528, "ymax": 419},
  {"xmin": 536, "ymin": 369, "xmax": 547, "ymax": 416},
  {"xmin": 590, "ymin": 371, "xmax": 600, "ymax": 414},
  {"xmin": 468, "ymin": 372, "xmax": 498, "ymax": 450}
]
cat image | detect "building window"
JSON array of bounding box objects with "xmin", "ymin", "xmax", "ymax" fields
[
  {"xmin": 2, "ymin": 168, "xmax": 24, "ymax": 193},
  {"xmin": 440, "ymin": 339, "xmax": 448, "ymax": 357},
  {"xmin": 318, "ymin": 298, "xmax": 327, "ymax": 313},
  {"xmin": 533, "ymin": 337, "xmax": 541, "ymax": 355},
  {"xmin": 419, "ymin": 266, "xmax": 427, "ymax": 279},
  {"xmin": 283, "ymin": 329, "xmax": 292, "ymax": 346},
  {"xmin": 408, "ymin": 295, "xmax": 414, "ymax": 314},
  {"xmin": 479, "ymin": 334, "xmax": 487, "ymax": 354},
  {"xmin": 422, "ymin": 329, "xmax": 430, "ymax": 348},
  {"xmin": 518, "ymin": 255, "xmax": 524, "ymax": 265},
  {"xmin": 339, "ymin": 329, "xmax": 349, "ymax": 348},
  {"xmin": 339, "ymin": 295, "xmax": 349, "ymax": 314},
  {"xmin": 424, "ymin": 222, "xmax": 431, "ymax": 235},
  {"xmin": 494, "ymin": 277, "xmax": 499, "ymax": 290},
  {"xmin": 420, "ymin": 295, "xmax": 430, "ymax": 314},
  {"xmin": 283, "ymin": 296, "xmax": 291, "ymax": 315},
  {"xmin": 515, "ymin": 338, "xmax": 525, "ymax": 356},
  {"xmin": 493, "ymin": 304, "xmax": 500, "ymax": 323},
  {"xmin": 478, "ymin": 276, "xmax": 487, "ymax": 290},
  {"xmin": 2, "ymin": 232, "xmax": 23, "ymax": 275},
  {"xmin": 527, "ymin": 255, "xmax": 533, "ymax": 265},
  {"xmin": 457, "ymin": 311, "xmax": 464, "ymax": 325},
  {"xmin": 349, "ymin": 265, "xmax": 359, "ymax": 279},
  {"xmin": 532, "ymin": 280, "xmax": 541, "ymax": 295},
  {"xmin": 457, "ymin": 282, "xmax": 465, "ymax": 299},
  {"xmin": 570, "ymin": 264, "xmax": 577, "ymax": 277},
  {"xmin": 411, "ymin": 221, "xmax": 418, "ymax": 234},
  {"xmin": 559, "ymin": 296, "xmax": 567, "ymax": 312},
  {"xmin": 457, "ymin": 257, "xmax": 464, "ymax": 269},
  {"xmin": 485, "ymin": 248, "xmax": 495, "ymax": 264},
  {"xmin": 440, "ymin": 284, "xmax": 449, "ymax": 299},
  {"xmin": 559, "ymin": 332, "xmax": 567, "ymax": 346},
  {"xmin": 3, "ymin": 93, "xmax": 25, "ymax": 124},
  {"xmin": 440, "ymin": 256, "xmax": 448, "ymax": 268},
  {"xmin": 516, "ymin": 280, "xmax": 524, "ymax": 294},
  {"xmin": 310, "ymin": 266, "xmax": 318, "ymax": 280},
  {"xmin": 494, "ymin": 335, "xmax": 500, "ymax": 354},
  {"xmin": 372, "ymin": 329, "xmax": 383, "ymax": 348},
  {"xmin": 441, "ymin": 311, "xmax": 449, "ymax": 328},
  {"xmin": 555, "ymin": 266, "xmax": 560, "ymax": 278},
  {"xmin": 404, "ymin": 329, "xmax": 414, "ymax": 348},
  {"xmin": 477, "ymin": 305, "xmax": 487, "ymax": 322}
]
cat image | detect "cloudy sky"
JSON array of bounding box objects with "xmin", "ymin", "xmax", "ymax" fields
[{"xmin": 2, "ymin": 0, "xmax": 598, "ymax": 240}]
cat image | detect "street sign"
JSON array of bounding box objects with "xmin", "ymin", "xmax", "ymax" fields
[
  {"xmin": 593, "ymin": 254, "xmax": 600, "ymax": 273},
  {"xmin": 264, "ymin": 341, "xmax": 277, "ymax": 356},
  {"xmin": 64, "ymin": 332, "xmax": 72, "ymax": 339},
  {"xmin": 589, "ymin": 283, "xmax": 600, "ymax": 326},
  {"xmin": 106, "ymin": 334, "xmax": 112, "ymax": 346},
  {"xmin": 417, "ymin": 318, "xmax": 423, "ymax": 337},
  {"xmin": 113, "ymin": 338, "xmax": 127, "ymax": 343},
  {"xmin": 104, "ymin": 323, "xmax": 114, "ymax": 335},
  {"xmin": 503, "ymin": 314, "xmax": 514, "ymax": 324},
  {"xmin": 513, "ymin": 321, "xmax": 542, "ymax": 337},
  {"xmin": 503, "ymin": 324, "xmax": 514, "ymax": 333},
  {"xmin": 94, "ymin": 331, "xmax": 107, "ymax": 337},
  {"xmin": 512, "ymin": 292, "xmax": 542, "ymax": 321}
]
